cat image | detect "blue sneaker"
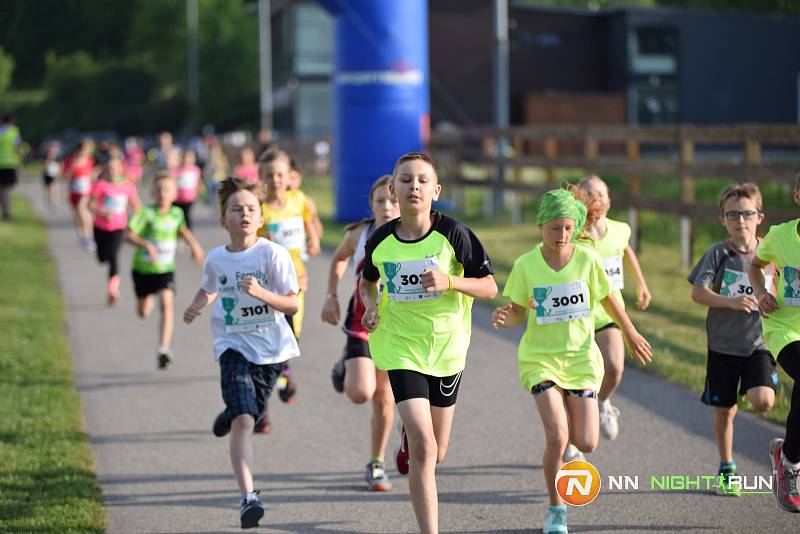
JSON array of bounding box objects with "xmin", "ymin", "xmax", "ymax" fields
[
  {"xmin": 543, "ymin": 504, "xmax": 568, "ymax": 533},
  {"xmin": 240, "ymin": 490, "xmax": 264, "ymax": 528}
]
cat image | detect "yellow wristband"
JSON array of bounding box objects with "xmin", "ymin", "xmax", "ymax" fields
[{"xmin": 448, "ymin": 274, "xmax": 454, "ymax": 291}]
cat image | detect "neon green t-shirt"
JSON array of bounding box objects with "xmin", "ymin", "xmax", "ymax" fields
[
  {"xmin": 362, "ymin": 212, "xmax": 494, "ymax": 376},
  {"xmin": 503, "ymin": 244, "xmax": 611, "ymax": 392},
  {"xmin": 579, "ymin": 218, "xmax": 631, "ymax": 329},
  {"xmin": 0, "ymin": 125, "xmax": 21, "ymax": 168},
  {"xmin": 756, "ymin": 218, "xmax": 800, "ymax": 356},
  {"xmin": 128, "ymin": 205, "xmax": 187, "ymax": 274}
]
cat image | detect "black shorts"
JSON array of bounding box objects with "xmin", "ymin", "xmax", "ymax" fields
[
  {"xmin": 595, "ymin": 322, "xmax": 620, "ymax": 334},
  {"xmin": 43, "ymin": 173, "xmax": 56, "ymax": 186},
  {"xmin": 94, "ymin": 228, "xmax": 123, "ymax": 263},
  {"xmin": 701, "ymin": 348, "xmax": 778, "ymax": 407},
  {"xmin": 0, "ymin": 168, "xmax": 17, "ymax": 186},
  {"xmin": 219, "ymin": 349, "xmax": 286, "ymax": 420},
  {"xmin": 388, "ymin": 369, "xmax": 462, "ymax": 408},
  {"xmin": 343, "ymin": 336, "xmax": 370, "ymax": 360},
  {"xmin": 131, "ymin": 270, "xmax": 175, "ymax": 298}
]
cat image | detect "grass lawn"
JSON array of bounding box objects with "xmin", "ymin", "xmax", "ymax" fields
[
  {"xmin": 303, "ymin": 172, "xmax": 793, "ymax": 425},
  {"xmin": 0, "ymin": 196, "xmax": 105, "ymax": 533}
]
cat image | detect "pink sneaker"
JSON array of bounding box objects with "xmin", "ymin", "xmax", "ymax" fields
[{"xmin": 769, "ymin": 437, "xmax": 800, "ymax": 513}]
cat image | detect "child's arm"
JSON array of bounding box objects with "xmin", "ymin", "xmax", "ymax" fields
[
  {"xmin": 183, "ymin": 288, "xmax": 218, "ymax": 324},
  {"xmin": 178, "ymin": 226, "xmax": 205, "ymax": 264},
  {"xmin": 749, "ymin": 256, "xmax": 778, "ymax": 317},
  {"xmin": 238, "ymin": 276, "xmax": 298, "ymax": 315},
  {"xmin": 125, "ymin": 229, "xmax": 159, "ymax": 263},
  {"xmin": 600, "ymin": 294, "xmax": 652, "ymax": 364},
  {"xmin": 306, "ymin": 196, "xmax": 324, "ymax": 239},
  {"xmin": 358, "ymin": 277, "xmax": 381, "ymax": 332},
  {"xmin": 129, "ymin": 190, "xmax": 142, "ymax": 213},
  {"xmin": 623, "ymin": 245, "xmax": 652, "ymax": 310},
  {"xmin": 690, "ymin": 284, "xmax": 758, "ymax": 313},
  {"xmin": 491, "ymin": 302, "xmax": 526, "ymax": 329},
  {"xmin": 304, "ymin": 217, "xmax": 321, "ymax": 256},
  {"xmin": 321, "ymin": 226, "xmax": 360, "ymax": 325},
  {"xmin": 420, "ymin": 270, "xmax": 498, "ymax": 300}
]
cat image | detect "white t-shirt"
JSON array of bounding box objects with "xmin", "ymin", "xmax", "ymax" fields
[{"xmin": 201, "ymin": 238, "xmax": 300, "ymax": 365}]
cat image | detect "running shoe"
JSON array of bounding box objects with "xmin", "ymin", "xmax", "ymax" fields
[
  {"xmin": 331, "ymin": 356, "xmax": 345, "ymax": 393},
  {"xmin": 395, "ymin": 426, "xmax": 409, "ymax": 476},
  {"xmin": 254, "ymin": 411, "xmax": 272, "ymax": 434},
  {"xmin": 84, "ymin": 237, "xmax": 96, "ymax": 252},
  {"xmin": 366, "ymin": 461, "xmax": 392, "ymax": 492},
  {"xmin": 240, "ymin": 490, "xmax": 264, "ymax": 529},
  {"xmin": 212, "ymin": 410, "xmax": 231, "ymax": 437},
  {"xmin": 543, "ymin": 504, "xmax": 568, "ymax": 533},
  {"xmin": 277, "ymin": 375, "xmax": 297, "ymax": 404},
  {"xmin": 716, "ymin": 464, "xmax": 740, "ymax": 497},
  {"xmin": 157, "ymin": 349, "xmax": 172, "ymax": 370},
  {"xmin": 563, "ymin": 443, "xmax": 585, "ymax": 463},
  {"xmin": 769, "ymin": 437, "xmax": 800, "ymax": 512},
  {"xmin": 599, "ymin": 402, "xmax": 620, "ymax": 440}
]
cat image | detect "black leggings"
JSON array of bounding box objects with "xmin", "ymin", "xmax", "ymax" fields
[
  {"xmin": 778, "ymin": 341, "xmax": 800, "ymax": 463},
  {"xmin": 174, "ymin": 201, "xmax": 193, "ymax": 230},
  {"xmin": 93, "ymin": 228, "xmax": 123, "ymax": 278}
]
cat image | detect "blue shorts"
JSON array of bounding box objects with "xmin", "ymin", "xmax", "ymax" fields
[{"xmin": 219, "ymin": 349, "xmax": 286, "ymax": 420}]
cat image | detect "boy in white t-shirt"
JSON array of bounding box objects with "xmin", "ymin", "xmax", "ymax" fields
[{"xmin": 183, "ymin": 177, "xmax": 300, "ymax": 529}]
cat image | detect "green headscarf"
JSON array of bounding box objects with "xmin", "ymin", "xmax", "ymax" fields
[{"xmin": 536, "ymin": 188, "xmax": 587, "ymax": 241}]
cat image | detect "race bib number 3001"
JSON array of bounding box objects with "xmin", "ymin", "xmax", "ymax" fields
[
  {"xmin": 603, "ymin": 256, "xmax": 624, "ymax": 290},
  {"xmin": 383, "ymin": 258, "xmax": 442, "ymax": 302},
  {"xmin": 532, "ymin": 281, "xmax": 590, "ymax": 325}
]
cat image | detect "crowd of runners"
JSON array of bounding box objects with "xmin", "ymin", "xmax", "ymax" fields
[{"xmin": 6, "ymin": 122, "xmax": 800, "ymax": 532}]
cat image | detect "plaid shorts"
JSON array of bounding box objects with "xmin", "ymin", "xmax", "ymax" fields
[{"xmin": 219, "ymin": 349, "xmax": 286, "ymax": 420}]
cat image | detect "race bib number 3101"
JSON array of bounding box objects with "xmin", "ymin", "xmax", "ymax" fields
[
  {"xmin": 532, "ymin": 281, "xmax": 590, "ymax": 325},
  {"xmin": 384, "ymin": 258, "xmax": 442, "ymax": 302}
]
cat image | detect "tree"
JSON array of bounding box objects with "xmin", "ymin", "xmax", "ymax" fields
[{"xmin": 0, "ymin": 47, "xmax": 14, "ymax": 96}]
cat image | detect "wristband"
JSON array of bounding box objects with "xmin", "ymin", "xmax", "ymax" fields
[
  {"xmin": 448, "ymin": 274, "xmax": 454, "ymax": 291},
  {"xmin": 326, "ymin": 293, "xmax": 337, "ymax": 299}
]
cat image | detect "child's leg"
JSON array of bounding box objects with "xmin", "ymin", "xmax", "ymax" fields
[
  {"xmin": 596, "ymin": 326, "xmax": 625, "ymax": 402},
  {"xmin": 157, "ymin": 288, "xmax": 175, "ymax": 349},
  {"xmin": 78, "ymin": 197, "xmax": 92, "ymax": 238},
  {"xmin": 371, "ymin": 370, "xmax": 394, "ymax": 459},
  {"xmin": 534, "ymin": 387, "xmax": 570, "ymax": 506},
  {"xmin": 230, "ymin": 414, "xmax": 256, "ymax": 494},
  {"xmin": 397, "ymin": 398, "xmax": 441, "ymax": 534},
  {"xmin": 564, "ymin": 393, "xmax": 599, "ymax": 453},
  {"xmin": 714, "ymin": 405, "xmax": 737, "ymax": 463},
  {"xmin": 745, "ymin": 386, "xmax": 774, "ymax": 412},
  {"xmin": 137, "ymin": 295, "xmax": 153, "ymax": 318},
  {"xmin": 777, "ymin": 343, "xmax": 800, "ymax": 463},
  {"xmin": 344, "ymin": 357, "xmax": 377, "ymax": 404}
]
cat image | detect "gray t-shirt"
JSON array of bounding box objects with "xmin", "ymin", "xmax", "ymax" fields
[{"xmin": 687, "ymin": 240, "xmax": 767, "ymax": 356}]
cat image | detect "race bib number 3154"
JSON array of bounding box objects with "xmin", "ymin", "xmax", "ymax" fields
[{"xmin": 532, "ymin": 281, "xmax": 590, "ymax": 325}]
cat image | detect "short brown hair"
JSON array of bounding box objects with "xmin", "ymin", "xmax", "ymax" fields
[
  {"xmin": 392, "ymin": 152, "xmax": 437, "ymax": 179},
  {"xmin": 153, "ymin": 171, "xmax": 176, "ymax": 184},
  {"xmin": 719, "ymin": 182, "xmax": 763, "ymax": 212},
  {"xmin": 218, "ymin": 177, "xmax": 264, "ymax": 216}
]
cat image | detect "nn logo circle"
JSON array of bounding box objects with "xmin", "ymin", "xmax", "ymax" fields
[{"xmin": 555, "ymin": 460, "xmax": 601, "ymax": 506}]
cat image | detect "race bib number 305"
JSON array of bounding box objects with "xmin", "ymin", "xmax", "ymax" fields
[
  {"xmin": 532, "ymin": 281, "xmax": 590, "ymax": 325},
  {"xmin": 603, "ymin": 256, "xmax": 624, "ymax": 290},
  {"xmin": 384, "ymin": 258, "xmax": 442, "ymax": 302}
]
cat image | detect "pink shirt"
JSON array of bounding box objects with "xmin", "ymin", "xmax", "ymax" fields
[
  {"xmin": 125, "ymin": 147, "xmax": 144, "ymax": 181},
  {"xmin": 235, "ymin": 164, "xmax": 259, "ymax": 183},
  {"xmin": 174, "ymin": 165, "xmax": 201, "ymax": 203},
  {"xmin": 91, "ymin": 179, "xmax": 137, "ymax": 231}
]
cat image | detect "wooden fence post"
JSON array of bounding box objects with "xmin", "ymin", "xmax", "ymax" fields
[
  {"xmin": 680, "ymin": 135, "xmax": 695, "ymax": 268},
  {"xmin": 626, "ymin": 138, "xmax": 642, "ymax": 253},
  {"xmin": 482, "ymin": 135, "xmax": 495, "ymax": 217},
  {"xmin": 508, "ymin": 136, "xmax": 523, "ymax": 224},
  {"xmin": 544, "ymin": 135, "xmax": 558, "ymax": 187}
]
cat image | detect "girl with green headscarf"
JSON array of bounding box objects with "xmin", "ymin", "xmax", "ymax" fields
[{"xmin": 491, "ymin": 185, "xmax": 652, "ymax": 534}]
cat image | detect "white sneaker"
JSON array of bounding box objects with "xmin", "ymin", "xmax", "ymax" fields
[
  {"xmin": 599, "ymin": 402, "xmax": 621, "ymax": 440},
  {"xmin": 563, "ymin": 443, "xmax": 585, "ymax": 463}
]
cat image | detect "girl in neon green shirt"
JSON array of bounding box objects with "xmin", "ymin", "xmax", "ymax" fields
[{"xmin": 492, "ymin": 186, "xmax": 651, "ymax": 534}]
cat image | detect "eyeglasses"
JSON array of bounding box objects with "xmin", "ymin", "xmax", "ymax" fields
[{"xmin": 722, "ymin": 210, "xmax": 760, "ymax": 221}]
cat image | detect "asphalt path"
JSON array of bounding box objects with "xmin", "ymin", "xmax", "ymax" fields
[{"xmin": 20, "ymin": 181, "xmax": 799, "ymax": 533}]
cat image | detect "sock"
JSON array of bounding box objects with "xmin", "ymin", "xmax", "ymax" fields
[
  {"xmin": 369, "ymin": 455, "xmax": 384, "ymax": 464},
  {"xmin": 242, "ymin": 491, "xmax": 258, "ymax": 503},
  {"xmin": 719, "ymin": 461, "xmax": 736, "ymax": 475},
  {"xmin": 781, "ymin": 450, "xmax": 800, "ymax": 471},
  {"xmin": 599, "ymin": 399, "xmax": 610, "ymax": 411},
  {"xmin": 548, "ymin": 504, "xmax": 567, "ymax": 512},
  {"xmin": 158, "ymin": 346, "xmax": 169, "ymax": 355}
]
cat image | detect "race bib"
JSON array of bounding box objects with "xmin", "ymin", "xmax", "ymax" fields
[
  {"xmin": 721, "ymin": 268, "xmax": 773, "ymax": 310},
  {"xmin": 71, "ymin": 177, "xmax": 90, "ymax": 194},
  {"xmin": 46, "ymin": 162, "xmax": 60, "ymax": 176},
  {"xmin": 383, "ymin": 257, "xmax": 442, "ymax": 302},
  {"xmin": 143, "ymin": 240, "xmax": 177, "ymax": 265},
  {"xmin": 783, "ymin": 266, "xmax": 800, "ymax": 306},
  {"xmin": 532, "ymin": 281, "xmax": 590, "ymax": 325},
  {"xmin": 103, "ymin": 194, "xmax": 128, "ymax": 214},
  {"xmin": 220, "ymin": 292, "xmax": 275, "ymax": 333},
  {"xmin": 177, "ymin": 171, "xmax": 196, "ymax": 190},
  {"xmin": 268, "ymin": 216, "xmax": 306, "ymax": 250},
  {"xmin": 603, "ymin": 256, "xmax": 624, "ymax": 290}
]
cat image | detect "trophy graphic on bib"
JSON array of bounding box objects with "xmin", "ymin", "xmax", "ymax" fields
[
  {"xmin": 533, "ymin": 287, "xmax": 552, "ymax": 317},
  {"xmin": 384, "ymin": 262, "xmax": 402, "ymax": 294},
  {"xmin": 721, "ymin": 269, "xmax": 738, "ymax": 296},
  {"xmin": 222, "ymin": 297, "xmax": 239, "ymax": 326}
]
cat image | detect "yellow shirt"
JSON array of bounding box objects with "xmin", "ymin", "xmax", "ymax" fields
[
  {"xmin": 260, "ymin": 190, "xmax": 313, "ymax": 289},
  {"xmin": 579, "ymin": 218, "xmax": 631, "ymax": 329}
]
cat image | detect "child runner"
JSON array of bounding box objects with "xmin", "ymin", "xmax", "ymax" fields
[
  {"xmin": 255, "ymin": 149, "xmax": 321, "ymax": 429},
  {"xmin": 89, "ymin": 154, "xmax": 141, "ymax": 305},
  {"xmin": 124, "ymin": 136, "xmax": 145, "ymax": 183},
  {"xmin": 569, "ymin": 175, "xmax": 652, "ymax": 451},
  {"xmin": 183, "ymin": 177, "xmax": 300, "ymax": 529},
  {"xmin": 491, "ymin": 186, "xmax": 651, "ymax": 534},
  {"xmin": 42, "ymin": 143, "xmax": 61, "ymax": 208},
  {"xmin": 749, "ymin": 172, "xmax": 800, "ymax": 513},
  {"xmin": 360, "ymin": 153, "xmax": 497, "ymax": 534},
  {"xmin": 127, "ymin": 172, "xmax": 204, "ymax": 369},
  {"xmin": 287, "ymin": 156, "xmax": 324, "ymax": 243},
  {"xmin": 323, "ymin": 175, "xmax": 399, "ymax": 492},
  {"xmin": 174, "ymin": 149, "xmax": 201, "ymax": 230},
  {"xmin": 235, "ymin": 146, "xmax": 260, "ymax": 183},
  {"xmin": 688, "ymin": 182, "xmax": 777, "ymax": 496},
  {"xmin": 65, "ymin": 138, "xmax": 96, "ymax": 250}
]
